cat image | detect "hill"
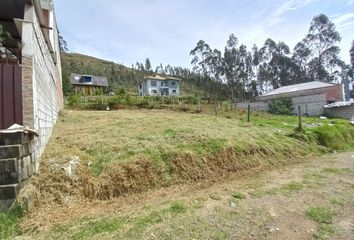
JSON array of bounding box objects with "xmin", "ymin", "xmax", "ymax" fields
[{"xmin": 61, "ymin": 53, "xmax": 218, "ymax": 97}]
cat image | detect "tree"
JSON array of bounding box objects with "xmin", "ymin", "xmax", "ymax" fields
[
  {"xmin": 292, "ymin": 41, "xmax": 311, "ymax": 82},
  {"xmin": 59, "ymin": 34, "xmax": 68, "ymax": 53},
  {"xmin": 145, "ymin": 58, "xmax": 152, "ymax": 72},
  {"xmin": 304, "ymin": 14, "xmax": 341, "ymax": 81},
  {"xmin": 190, "ymin": 40, "xmax": 212, "ymax": 98},
  {"xmin": 350, "ymin": 40, "xmax": 354, "ymax": 69}
]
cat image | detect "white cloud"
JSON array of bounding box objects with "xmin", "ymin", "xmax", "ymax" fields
[
  {"xmin": 269, "ymin": 0, "xmax": 318, "ymax": 25},
  {"xmin": 333, "ymin": 13, "xmax": 354, "ymax": 31},
  {"xmin": 347, "ymin": 0, "xmax": 354, "ymax": 6}
]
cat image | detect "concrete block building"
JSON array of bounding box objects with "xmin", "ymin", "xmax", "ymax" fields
[{"xmin": 257, "ymin": 81, "xmax": 343, "ymax": 116}]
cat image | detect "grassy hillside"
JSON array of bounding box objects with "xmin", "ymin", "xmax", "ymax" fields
[{"xmin": 61, "ymin": 53, "xmax": 205, "ymax": 97}]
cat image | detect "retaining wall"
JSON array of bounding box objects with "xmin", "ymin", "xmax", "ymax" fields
[{"xmin": 0, "ymin": 131, "xmax": 37, "ymax": 210}]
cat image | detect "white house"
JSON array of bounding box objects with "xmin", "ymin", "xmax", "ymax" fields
[{"xmin": 138, "ymin": 75, "xmax": 181, "ymax": 96}]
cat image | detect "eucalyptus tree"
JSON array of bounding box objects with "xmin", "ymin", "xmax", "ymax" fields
[
  {"xmin": 304, "ymin": 14, "xmax": 341, "ymax": 81},
  {"xmin": 292, "ymin": 41, "xmax": 311, "ymax": 82},
  {"xmin": 190, "ymin": 40, "xmax": 212, "ymax": 98},
  {"xmin": 350, "ymin": 40, "xmax": 354, "ymax": 69},
  {"xmin": 223, "ymin": 34, "xmax": 239, "ymax": 99}
]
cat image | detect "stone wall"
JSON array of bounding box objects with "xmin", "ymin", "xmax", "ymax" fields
[
  {"xmin": 0, "ymin": 131, "xmax": 36, "ymax": 210},
  {"xmin": 325, "ymin": 105, "xmax": 354, "ymax": 120}
]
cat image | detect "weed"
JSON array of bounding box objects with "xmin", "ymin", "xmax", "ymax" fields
[
  {"xmin": 0, "ymin": 206, "xmax": 24, "ymax": 239},
  {"xmin": 306, "ymin": 207, "xmax": 333, "ymax": 224},
  {"xmin": 163, "ymin": 129, "xmax": 177, "ymax": 138},
  {"xmin": 329, "ymin": 197, "xmax": 344, "ymax": 206},
  {"xmin": 231, "ymin": 192, "xmax": 246, "ymax": 200},
  {"xmin": 209, "ymin": 193, "xmax": 222, "ymax": 200},
  {"xmin": 169, "ymin": 202, "xmax": 187, "ymax": 214},
  {"xmin": 321, "ymin": 168, "xmax": 351, "ymax": 175},
  {"xmin": 314, "ymin": 224, "xmax": 335, "ymax": 240},
  {"xmin": 71, "ymin": 217, "xmax": 124, "ymax": 240}
]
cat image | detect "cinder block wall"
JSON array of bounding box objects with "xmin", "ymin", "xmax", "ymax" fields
[
  {"xmin": 235, "ymin": 101, "xmax": 269, "ymax": 112},
  {"xmin": 325, "ymin": 105, "xmax": 354, "ymax": 120},
  {"xmin": 21, "ymin": 4, "xmax": 63, "ymax": 172},
  {"xmin": 0, "ymin": 131, "xmax": 36, "ymax": 210},
  {"xmin": 292, "ymin": 94, "xmax": 326, "ymax": 116}
]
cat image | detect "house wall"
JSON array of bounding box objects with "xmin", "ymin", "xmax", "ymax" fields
[
  {"xmin": 140, "ymin": 79, "xmax": 180, "ymax": 96},
  {"xmin": 21, "ymin": 3, "xmax": 63, "ymax": 171},
  {"xmin": 325, "ymin": 85, "xmax": 343, "ymax": 102},
  {"xmin": 292, "ymin": 94, "xmax": 326, "ymax": 116}
]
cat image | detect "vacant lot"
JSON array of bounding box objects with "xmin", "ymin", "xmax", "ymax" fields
[
  {"xmin": 20, "ymin": 151, "xmax": 354, "ymax": 239},
  {"xmin": 3, "ymin": 109, "xmax": 353, "ymax": 239}
]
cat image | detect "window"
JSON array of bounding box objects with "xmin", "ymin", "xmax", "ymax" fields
[
  {"xmin": 80, "ymin": 76, "xmax": 93, "ymax": 83},
  {"xmin": 151, "ymin": 90, "xmax": 157, "ymax": 94},
  {"xmin": 171, "ymin": 81, "xmax": 176, "ymax": 86},
  {"xmin": 151, "ymin": 80, "xmax": 157, "ymax": 87},
  {"xmin": 139, "ymin": 85, "xmax": 142, "ymax": 89},
  {"xmin": 161, "ymin": 81, "xmax": 164, "ymax": 86},
  {"xmin": 172, "ymin": 90, "xmax": 177, "ymax": 93}
]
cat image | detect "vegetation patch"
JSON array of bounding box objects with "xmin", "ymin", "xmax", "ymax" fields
[
  {"xmin": 314, "ymin": 225, "xmax": 335, "ymax": 240},
  {"xmin": 321, "ymin": 168, "xmax": 351, "ymax": 175},
  {"xmin": 0, "ymin": 206, "xmax": 23, "ymax": 240},
  {"xmin": 231, "ymin": 192, "xmax": 246, "ymax": 200},
  {"xmin": 306, "ymin": 207, "xmax": 333, "ymax": 224}
]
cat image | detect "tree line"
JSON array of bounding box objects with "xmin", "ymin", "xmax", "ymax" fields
[
  {"xmin": 60, "ymin": 13, "xmax": 354, "ymax": 100},
  {"xmin": 190, "ymin": 14, "xmax": 354, "ymax": 100}
]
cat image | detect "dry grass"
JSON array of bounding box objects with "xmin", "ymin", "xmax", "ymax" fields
[{"xmin": 27, "ymin": 109, "xmax": 326, "ymax": 206}]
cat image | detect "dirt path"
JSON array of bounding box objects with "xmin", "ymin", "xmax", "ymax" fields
[{"xmin": 21, "ymin": 151, "xmax": 354, "ymax": 239}]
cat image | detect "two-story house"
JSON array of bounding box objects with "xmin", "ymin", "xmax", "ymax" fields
[{"xmin": 138, "ymin": 76, "xmax": 181, "ymax": 96}]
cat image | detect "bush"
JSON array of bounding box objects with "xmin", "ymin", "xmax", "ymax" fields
[
  {"xmin": 269, "ymin": 96, "xmax": 294, "ymax": 115},
  {"xmin": 67, "ymin": 93, "xmax": 81, "ymax": 107}
]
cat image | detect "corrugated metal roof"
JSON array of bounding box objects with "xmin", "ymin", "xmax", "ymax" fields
[
  {"xmin": 261, "ymin": 81, "xmax": 336, "ymax": 97},
  {"xmin": 324, "ymin": 101, "xmax": 354, "ymax": 109},
  {"xmin": 70, "ymin": 73, "xmax": 109, "ymax": 87}
]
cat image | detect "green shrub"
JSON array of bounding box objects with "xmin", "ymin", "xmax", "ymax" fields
[
  {"xmin": 269, "ymin": 96, "xmax": 294, "ymax": 115},
  {"xmin": 67, "ymin": 93, "xmax": 81, "ymax": 107}
]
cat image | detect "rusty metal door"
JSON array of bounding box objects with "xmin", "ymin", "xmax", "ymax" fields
[{"xmin": 0, "ymin": 64, "xmax": 22, "ymax": 129}]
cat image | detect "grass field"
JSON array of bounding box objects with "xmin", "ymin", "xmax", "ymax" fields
[{"xmin": 4, "ymin": 108, "xmax": 353, "ymax": 239}]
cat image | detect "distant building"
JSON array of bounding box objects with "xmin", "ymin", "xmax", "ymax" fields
[
  {"xmin": 138, "ymin": 75, "xmax": 181, "ymax": 96},
  {"xmin": 258, "ymin": 81, "xmax": 343, "ymax": 116},
  {"xmin": 70, "ymin": 73, "xmax": 109, "ymax": 95},
  {"xmin": 236, "ymin": 81, "xmax": 344, "ymax": 116}
]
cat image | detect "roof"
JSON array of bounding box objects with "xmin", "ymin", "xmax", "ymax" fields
[
  {"xmin": 324, "ymin": 101, "xmax": 354, "ymax": 109},
  {"xmin": 261, "ymin": 81, "xmax": 337, "ymax": 98},
  {"xmin": 70, "ymin": 73, "xmax": 109, "ymax": 87},
  {"xmin": 144, "ymin": 75, "xmax": 181, "ymax": 81}
]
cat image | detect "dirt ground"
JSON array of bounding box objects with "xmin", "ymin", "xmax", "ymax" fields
[{"xmin": 20, "ymin": 151, "xmax": 354, "ymax": 240}]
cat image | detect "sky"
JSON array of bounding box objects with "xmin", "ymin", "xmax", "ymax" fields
[{"xmin": 55, "ymin": 0, "xmax": 354, "ymax": 69}]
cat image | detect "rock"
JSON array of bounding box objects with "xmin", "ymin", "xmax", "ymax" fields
[
  {"xmin": 320, "ymin": 116, "xmax": 327, "ymax": 120},
  {"xmin": 61, "ymin": 156, "xmax": 80, "ymax": 177},
  {"xmin": 230, "ymin": 201, "xmax": 236, "ymax": 207}
]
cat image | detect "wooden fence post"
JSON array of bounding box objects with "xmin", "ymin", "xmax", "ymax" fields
[
  {"xmin": 298, "ymin": 105, "xmax": 302, "ymax": 131},
  {"xmin": 247, "ymin": 104, "xmax": 250, "ymax": 122}
]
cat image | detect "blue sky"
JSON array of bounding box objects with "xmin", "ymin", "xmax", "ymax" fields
[{"xmin": 55, "ymin": 0, "xmax": 354, "ymax": 68}]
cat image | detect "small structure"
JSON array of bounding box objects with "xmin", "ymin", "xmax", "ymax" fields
[
  {"xmin": 138, "ymin": 75, "xmax": 181, "ymax": 96},
  {"xmin": 324, "ymin": 101, "xmax": 354, "ymax": 120},
  {"xmin": 257, "ymin": 81, "xmax": 343, "ymax": 116},
  {"xmin": 70, "ymin": 73, "xmax": 109, "ymax": 95}
]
